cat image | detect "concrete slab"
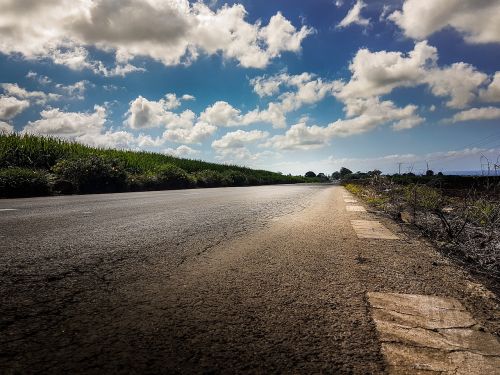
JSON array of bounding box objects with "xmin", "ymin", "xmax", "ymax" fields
[
  {"xmin": 350, "ymin": 220, "xmax": 398, "ymax": 239},
  {"xmin": 346, "ymin": 205, "xmax": 366, "ymax": 212},
  {"xmin": 368, "ymin": 292, "xmax": 500, "ymax": 374},
  {"xmin": 344, "ymin": 198, "xmax": 358, "ymax": 203}
]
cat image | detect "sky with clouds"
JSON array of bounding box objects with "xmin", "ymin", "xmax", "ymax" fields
[{"xmin": 1, "ymin": 0, "xmax": 500, "ymax": 175}]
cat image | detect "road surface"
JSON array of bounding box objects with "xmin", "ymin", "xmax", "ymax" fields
[{"xmin": 1, "ymin": 185, "xmax": 499, "ymax": 373}]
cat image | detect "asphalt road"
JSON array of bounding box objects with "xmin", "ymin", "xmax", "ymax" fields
[{"xmin": 1, "ymin": 185, "xmax": 499, "ymax": 373}]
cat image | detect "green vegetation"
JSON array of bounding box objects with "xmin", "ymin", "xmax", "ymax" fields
[{"xmin": 0, "ymin": 133, "xmax": 310, "ymax": 197}]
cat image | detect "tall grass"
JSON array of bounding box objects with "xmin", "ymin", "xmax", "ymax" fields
[{"xmin": 0, "ymin": 133, "xmax": 308, "ymax": 197}]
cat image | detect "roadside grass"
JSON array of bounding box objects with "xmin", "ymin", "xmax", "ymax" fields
[
  {"xmin": 343, "ymin": 176, "xmax": 500, "ymax": 280},
  {"xmin": 0, "ymin": 133, "xmax": 314, "ymax": 197}
]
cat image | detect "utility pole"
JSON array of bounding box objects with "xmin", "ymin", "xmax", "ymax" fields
[{"xmin": 397, "ymin": 162, "xmax": 404, "ymax": 175}]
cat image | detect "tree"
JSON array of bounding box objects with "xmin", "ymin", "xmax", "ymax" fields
[
  {"xmin": 331, "ymin": 171, "xmax": 341, "ymax": 180},
  {"xmin": 317, "ymin": 172, "xmax": 328, "ymax": 181},
  {"xmin": 305, "ymin": 171, "xmax": 316, "ymax": 178},
  {"xmin": 425, "ymin": 169, "xmax": 434, "ymax": 176},
  {"xmin": 339, "ymin": 167, "xmax": 352, "ymax": 178},
  {"xmin": 368, "ymin": 169, "xmax": 382, "ymax": 177}
]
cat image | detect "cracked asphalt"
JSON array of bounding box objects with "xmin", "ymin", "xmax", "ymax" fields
[{"xmin": 1, "ymin": 184, "xmax": 499, "ymax": 373}]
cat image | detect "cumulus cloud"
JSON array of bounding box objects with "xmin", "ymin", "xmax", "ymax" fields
[
  {"xmin": 163, "ymin": 122, "xmax": 216, "ymax": 144},
  {"xmin": 337, "ymin": 0, "xmax": 370, "ymax": 28},
  {"xmin": 26, "ymin": 71, "xmax": 52, "ymax": 85},
  {"xmin": 77, "ymin": 130, "xmax": 137, "ymax": 149},
  {"xmin": 0, "ymin": 96, "xmax": 30, "ymax": 120},
  {"xmin": 338, "ymin": 41, "xmax": 489, "ymax": 109},
  {"xmin": 338, "ymin": 41, "xmax": 437, "ymax": 100},
  {"xmin": 212, "ymin": 129, "xmax": 269, "ymax": 149},
  {"xmin": 1, "ymin": 83, "xmax": 61, "ymax": 105},
  {"xmin": 125, "ymin": 95, "xmax": 196, "ymax": 129},
  {"xmin": 200, "ymin": 101, "xmax": 243, "ymax": 127},
  {"xmin": 211, "ymin": 129, "xmax": 269, "ymax": 160},
  {"xmin": 0, "ymin": 121, "xmax": 14, "ymax": 133},
  {"xmin": 389, "ymin": 0, "xmax": 500, "ymax": 44},
  {"xmin": 0, "ymin": 0, "xmax": 313, "ymax": 73},
  {"xmin": 199, "ymin": 100, "xmax": 287, "ymax": 129},
  {"xmin": 133, "ymin": 134, "xmax": 163, "ymax": 148},
  {"xmin": 23, "ymin": 105, "xmax": 107, "ymax": 137},
  {"xmin": 425, "ymin": 63, "xmax": 488, "ymax": 109},
  {"xmin": 264, "ymin": 98, "xmax": 423, "ymax": 150},
  {"xmin": 243, "ymin": 72, "xmax": 342, "ymax": 128},
  {"xmin": 21, "ymin": 104, "xmax": 152, "ymax": 149},
  {"xmin": 451, "ymin": 107, "xmax": 500, "ymax": 123},
  {"xmin": 480, "ymin": 72, "xmax": 500, "ymax": 103},
  {"xmin": 55, "ymin": 81, "xmax": 89, "ymax": 100},
  {"xmin": 164, "ymin": 145, "xmax": 200, "ymax": 157}
]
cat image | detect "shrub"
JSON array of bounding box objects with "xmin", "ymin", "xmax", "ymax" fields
[
  {"xmin": 403, "ymin": 184, "xmax": 444, "ymax": 211},
  {"xmin": 344, "ymin": 183, "xmax": 363, "ymax": 196},
  {"xmin": 52, "ymin": 155, "xmax": 128, "ymax": 194},
  {"xmin": 224, "ymin": 170, "xmax": 248, "ymax": 186},
  {"xmin": 194, "ymin": 170, "xmax": 228, "ymax": 188},
  {"xmin": 155, "ymin": 164, "xmax": 194, "ymax": 189},
  {"xmin": 0, "ymin": 168, "xmax": 50, "ymax": 197}
]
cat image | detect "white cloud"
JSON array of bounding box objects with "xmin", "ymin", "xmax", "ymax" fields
[
  {"xmin": 199, "ymin": 101, "xmax": 243, "ymax": 127},
  {"xmin": 211, "ymin": 129, "xmax": 269, "ymax": 160},
  {"xmin": 480, "ymin": 72, "xmax": 500, "ymax": 103},
  {"xmin": 338, "ymin": 41, "xmax": 437, "ymax": 100},
  {"xmin": 55, "ymin": 80, "xmax": 89, "ymax": 100},
  {"xmin": 77, "ymin": 130, "xmax": 136, "ymax": 149},
  {"xmin": 212, "ymin": 129, "xmax": 268, "ymax": 149},
  {"xmin": 136, "ymin": 134, "xmax": 164, "ymax": 148},
  {"xmin": 451, "ymin": 107, "xmax": 500, "ymax": 123},
  {"xmin": 264, "ymin": 98, "xmax": 423, "ymax": 150},
  {"xmin": 23, "ymin": 105, "xmax": 107, "ymax": 137},
  {"xmin": 164, "ymin": 145, "xmax": 200, "ymax": 157},
  {"xmin": 337, "ymin": 0, "xmax": 370, "ymax": 28},
  {"xmin": 164, "ymin": 93, "xmax": 181, "ymax": 110},
  {"xmin": 21, "ymin": 104, "xmax": 149, "ymax": 149},
  {"xmin": 244, "ymin": 72, "xmax": 341, "ymax": 128},
  {"xmin": 181, "ymin": 94, "xmax": 195, "ymax": 101},
  {"xmin": 199, "ymin": 100, "xmax": 288, "ymax": 129},
  {"xmin": 26, "ymin": 71, "xmax": 52, "ymax": 85},
  {"xmin": 1, "ymin": 83, "xmax": 61, "ymax": 105},
  {"xmin": 338, "ymin": 41, "xmax": 489, "ymax": 109},
  {"xmin": 125, "ymin": 95, "xmax": 195, "ymax": 129},
  {"xmin": 0, "ymin": 96, "xmax": 30, "ymax": 120},
  {"xmin": 250, "ymin": 74, "xmax": 286, "ymax": 97},
  {"xmin": 389, "ymin": 0, "xmax": 500, "ymax": 44},
  {"xmin": 0, "ymin": 0, "xmax": 313, "ymax": 73},
  {"xmin": 424, "ymin": 63, "xmax": 488, "ymax": 109},
  {"xmin": 0, "ymin": 121, "xmax": 14, "ymax": 133},
  {"xmin": 163, "ymin": 122, "xmax": 217, "ymax": 144}
]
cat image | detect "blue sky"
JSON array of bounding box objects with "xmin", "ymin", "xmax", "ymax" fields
[{"xmin": 1, "ymin": 0, "xmax": 500, "ymax": 175}]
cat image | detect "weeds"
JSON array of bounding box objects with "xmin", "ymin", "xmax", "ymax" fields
[{"xmin": 344, "ymin": 176, "xmax": 500, "ymax": 279}]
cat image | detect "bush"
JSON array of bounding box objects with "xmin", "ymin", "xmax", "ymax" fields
[
  {"xmin": 155, "ymin": 164, "xmax": 194, "ymax": 189},
  {"xmin": 52, "ymin": 155, "xmax": 128, "ymax": 194},
  {"xmin": 403, "ymin": 184, "xmax": 444, "ymax": 211},
  {"xmin": 224, "ymin": 170, "xmax": 248, "ymax": 186},
  {"xmin": 194, "ymin": 170, "xmax": 228, "ymax": 188},
  {"xmin": 0, "ymin": 168, "xmax": 50, "ymax": 197}
]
